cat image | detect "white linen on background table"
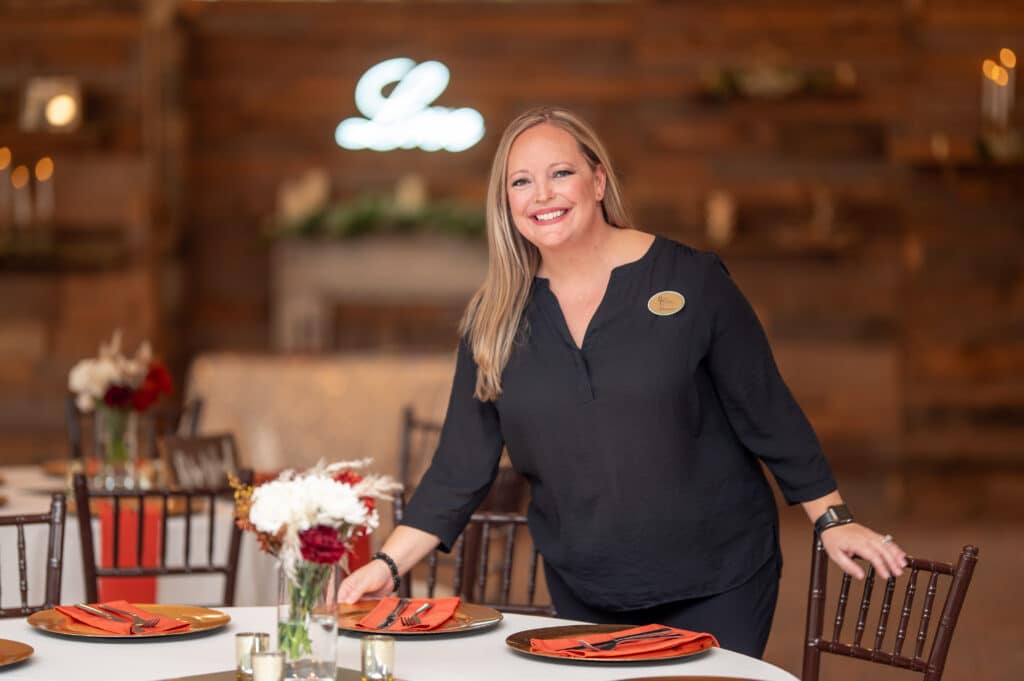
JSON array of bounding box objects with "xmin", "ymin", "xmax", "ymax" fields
[{"xmin": 0, "ymin": 466, "xmax": 278, "ymax": 608}]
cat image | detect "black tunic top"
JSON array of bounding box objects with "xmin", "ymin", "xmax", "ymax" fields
[{"xmin": 401, "ymin": 236, "xmax": 836, "ymax": 610}]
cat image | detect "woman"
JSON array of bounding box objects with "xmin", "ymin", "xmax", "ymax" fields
[{"xmin": 338, "ymin": 106, "xmax": 907, "ymax": 657}]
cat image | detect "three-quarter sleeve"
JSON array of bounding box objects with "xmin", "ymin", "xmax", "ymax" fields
[
  {"xmin": 702, "ymin": 255, "xmax": 837, "ymax": 504},
  {"xmin": 399, "ymin": 339, "xmax": 505, "ymax": 550}
]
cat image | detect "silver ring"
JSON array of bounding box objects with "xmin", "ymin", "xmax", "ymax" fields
[{"xmin": 881, "ymin": 534, "xmax": 894, "ymax": 545}]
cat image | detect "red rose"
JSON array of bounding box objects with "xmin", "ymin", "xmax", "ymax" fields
[
  {"xmin": 333, "ymin": 470, "xmax": 363, "ymax": 486},
  {"xmin": 103, "ymin": 384, "xmax": 134, "ymax": 409},
  {"xmin": 132, "ymin": 362, "xmax": 174, "ymax": 411},
  {"xmin": 299, "ymin": 525, "xmax": 348, "ymax": 564}
]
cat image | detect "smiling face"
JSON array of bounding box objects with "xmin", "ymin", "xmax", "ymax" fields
[{"xmin": 505, "ymin": 123, "xmax": 607, "ymax": 252}]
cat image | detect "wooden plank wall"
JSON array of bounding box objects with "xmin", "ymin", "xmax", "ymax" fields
[
  {"xmin": 0, "ymin": 0, "xmax": 1021, "ymax": 473},
  {"xmin": 180, "ymin": 0, "xmax": 1024, "ymax": 471}
]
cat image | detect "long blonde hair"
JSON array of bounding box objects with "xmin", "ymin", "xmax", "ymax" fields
[{"xmin": 461, "ymin": 106, "xmax": 632, "ymax": 401}]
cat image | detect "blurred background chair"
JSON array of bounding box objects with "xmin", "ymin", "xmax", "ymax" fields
[
  {"xmin": 72, "ymin": 470, "xmax": 250, "ymax": 607},
  {"xmin": 65, "ymin": 396, "xmax": 204, "ymax": 464},
  {"xmin": 802, "ymin": 536, "xmax": 978, "ymax": 681},
  {"xmin": 0, "ymin": 494, "xmax": 66, "ymax": 618},
  {"xmin": 157, "ymin": 433, "xmax": 239, "ymax": 490}
]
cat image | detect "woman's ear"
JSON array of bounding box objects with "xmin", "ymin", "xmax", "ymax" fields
[{"xmin": 594, "ymin": 164, "xmax": 607, "ymax": 201}]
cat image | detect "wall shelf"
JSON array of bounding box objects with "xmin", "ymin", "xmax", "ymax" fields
[{"xmin": 0, "ymin": 226, "xmax": 131, "ymax": 272}]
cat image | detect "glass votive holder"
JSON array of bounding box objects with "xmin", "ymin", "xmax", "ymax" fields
[
  {"xmin": 235, "ymin": 631, "xmax": 271, "ymax": 680},
  {"xmin": 361, "ymin": 635, "xmax": 395, "ymax": 681},
  {"xmin": 251, "ymin": 650, "xmax": 285, "ymax": 681}
]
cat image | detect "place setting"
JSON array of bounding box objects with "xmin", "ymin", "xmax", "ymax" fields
[
  {"xmin": 337, "ymin": 596, "xmax": 503, "ymax": 636},
  {"xmin": 505, "ymin": 622, "xmax": 719, "ymax": 664},
  {"xmin": 27, "ymin": 600, "xmax": 231, "ymax": 640}
]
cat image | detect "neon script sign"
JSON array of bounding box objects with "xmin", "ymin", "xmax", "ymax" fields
[{"xmin": 335, "ymin": 58, "xmax": 485, "ymax": 152}]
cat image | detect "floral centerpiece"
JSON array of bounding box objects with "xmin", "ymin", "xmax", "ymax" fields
[
  {"xmin": 67, "ymin": 331, "xmax": 173, "ymax": 489},
  {"xmin": 231, "ymin": 461, "xmax": 399, "ymax": 679}
]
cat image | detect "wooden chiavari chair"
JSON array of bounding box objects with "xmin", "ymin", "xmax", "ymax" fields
[{"xmin": 803, "ymin": 535, "xmax": 978, "ymax": 681}]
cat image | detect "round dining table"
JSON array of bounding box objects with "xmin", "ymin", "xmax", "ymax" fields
[{"xmin": 0, "ymin": 606, "xmax": 799, "ymax": 681}]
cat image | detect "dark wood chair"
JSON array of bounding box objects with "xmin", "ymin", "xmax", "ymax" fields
[
  {"xmin": 72, "ymin": 470, "xmax": 250, "ymax": 606},
  {"xmin": 803, "ymin": 534, "xmax": 979, "ymax": 681},
  {"xmin": 396, "ymin": 507, "xmax": 554, "ymax": 616},
  {"xmin": 157, "ymin": 433, "xmax": 240, "ymax": 490},
  {"xmin": 394, "ymin": 406, "xmax": 551, "ymax": 615},
  {"xmin": 65, "ymin": 395, "xmax": 204, "ymax": 462},
  {"xmin": 0, "ymin": 494, "xmax": 67, "ymax": 618}
]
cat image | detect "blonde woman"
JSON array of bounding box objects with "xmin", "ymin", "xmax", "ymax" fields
[{"xmin": 338, "ymin": 107, "xmax": 906, "ymax": 657}]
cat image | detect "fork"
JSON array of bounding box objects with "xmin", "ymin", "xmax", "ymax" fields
[
  {"xmin": 98, "ymin": 604, "xmax": 160, "ymax": 633},
  {"xmin": 400, "ymin": 602, "xmax": 433, "ymax": 626}
]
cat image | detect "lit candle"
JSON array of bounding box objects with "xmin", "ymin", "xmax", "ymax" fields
[
  {"xmin": 982, "ymin": 59, "xmax": 998, "ymax": 129},
  {"xmin": 1000, "ymin": 48, "xmax": 1016, "ymax": 124},
  {"xmin": 235, "ymin": 631, "xmax": 270, "ymax": 679},
  {"xmin": 993, "ymin": 65, "xmax": 1010, "ymax": 129},
  {"xmin": 251, "ymin": 650, "xmax": 285, "ymax": 681},
  {"xmin": 34, "ymin": 157, "xmax": 54, "ymax": 225},
  {"xmin": 361, "ymin": 634, "xmax": 395, "ymax": 681},
  {"xmin": 10, "ymin": 164, "xmax": 31, "ymax": 228},
  {"xmin": 0, "ymin": 147, "xmax": 11, "ymax": 229}
]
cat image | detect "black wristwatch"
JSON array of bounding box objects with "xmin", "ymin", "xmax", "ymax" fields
[{"xmin": 814, "ymin": 504, "xmax": 854, "ymax": 535}]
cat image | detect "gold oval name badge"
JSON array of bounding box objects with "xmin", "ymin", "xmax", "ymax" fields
[{"xmin": 648, "ymin": 290, "xmax": 686, "ymax": 316}]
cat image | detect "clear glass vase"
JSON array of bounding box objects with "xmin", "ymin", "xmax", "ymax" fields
[
  {"xmin": 93, "ymin": 406, "xmax": 138, "ymax": 491},
  {"xmin": 277, "ymin": 560, "xmax": 340, "ymax": 681}
]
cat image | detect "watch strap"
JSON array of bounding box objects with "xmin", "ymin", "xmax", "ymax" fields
[{"xmin": 814, "ymin": 504, "xmax": 854, "ymax": 535}]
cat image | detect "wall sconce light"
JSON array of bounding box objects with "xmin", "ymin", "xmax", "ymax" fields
[{"xmin": 20, "ymin": 76, "xmax": 83, "ymax": 132}]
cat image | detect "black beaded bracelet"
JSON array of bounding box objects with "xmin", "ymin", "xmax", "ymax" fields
[{"xmin": 372, "ymin": 551, "xmax": 401, "ymax": 593}]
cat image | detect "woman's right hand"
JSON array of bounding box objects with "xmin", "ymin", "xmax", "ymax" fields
[
  {"xmin": 337, "ymin": 559, "xmax": 395, "ymax": 604},
  {"xmin": 337, "ymin": 525, "xmax": 442, "ymax": 604}
]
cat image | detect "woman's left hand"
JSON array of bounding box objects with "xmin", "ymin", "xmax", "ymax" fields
[{"xmin": 819, "ymin": 523, "xmax": 908, "ymax": 580}]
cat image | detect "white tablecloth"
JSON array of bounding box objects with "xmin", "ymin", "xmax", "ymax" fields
[
  {"xmin": 0, "ymin": 466, "xmax": 279, "ymax": 609},
  {"xmin": 0, "ymin": 607, "xmax": 799, "ymax": 681}
]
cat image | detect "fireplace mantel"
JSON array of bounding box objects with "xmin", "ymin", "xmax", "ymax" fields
[{"xmin": 271, "ymin": 235, "xmax": 487, "ymax": 352}]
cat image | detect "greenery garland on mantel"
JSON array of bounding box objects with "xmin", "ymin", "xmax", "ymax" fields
[{"xmin": 268, "ymin": 193, "xmax": 485, "ymax": 241}]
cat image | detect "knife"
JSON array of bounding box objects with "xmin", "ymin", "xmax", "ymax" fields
[
  {"xmin": 74, "ymin": 603, "xmax": 131, "ymax": 623},
  {"xmin": 560, "ymin": 627, "xmax": 676, "ymax": 651},
  {"xmin": 376, "ymin": 598, "xmax": 410, "ymax": 630}
]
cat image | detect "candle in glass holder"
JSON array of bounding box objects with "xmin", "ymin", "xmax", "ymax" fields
[
  {"xmin": 235, "ymin": 631, "xmax": 270, "ymax": 680},
  {"xmin": 1000, "ymin": 48, "xmax": 1016, "ymax": 123},
  {"xmin": 34, "ymin": 157, "xmax": 54, "ymax": 225},
  {"xmin": 0, "ymin": 147, "xmax": 11, "ymax": 229},
  {"xmin": 10, "ymin": 165, "xmax": 31, "ymax": 228},
  {"xmin": 361, "ymin": 635, "xmax": 395, "ymax": 681},
  {"xmin": 251, "ymin": 650, "xmax": 284, "ymax": 681}
]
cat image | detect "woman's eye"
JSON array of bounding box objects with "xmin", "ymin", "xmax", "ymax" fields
[
  {"xmin": 553, "ymin": 169, "xmax": 574, "ymax": 178},
  {"xmin": 510, "ymin": 178, "xmax": 528, "ymax": 188}
]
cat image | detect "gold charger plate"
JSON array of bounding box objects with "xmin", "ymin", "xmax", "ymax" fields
[
  {"xmin": 337, "ymin": 600, "xmax": 502, "ymax": 636},
  {"xmin": 0, "ymin": 639, "xmax": 33, "ymax": 667},
  {"xmin": 505, "ymin": 624, "xmax": 714, "ymax": 663},
  {"xmin": 40, "ymin": 459, "xmax": 72, "ymax": 477},
  {"xmin": 27, "ymin": 603, "xmax": 230, "ymax": 639}
]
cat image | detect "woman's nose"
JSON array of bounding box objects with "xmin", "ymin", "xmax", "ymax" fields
[{"xmin": 535, "ymin": 179, "xmax": 553, "ymax": 202}]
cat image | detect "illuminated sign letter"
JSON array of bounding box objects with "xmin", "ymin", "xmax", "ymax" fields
[{"xmin": 335, "ymin": 58, "xmax": 485, "ymax": 152}]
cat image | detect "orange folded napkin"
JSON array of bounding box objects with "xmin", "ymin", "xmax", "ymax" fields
[
  {"xmin": 355, "ymin": 597, "xmax": 461, "ymax": 632},
  {"xmin": 55, "ymin": 600, "xmax": 191, "ymax": 635},
  {"xmin": 530, "ymin": 623, "xmax": 719, "ymax": 659}
]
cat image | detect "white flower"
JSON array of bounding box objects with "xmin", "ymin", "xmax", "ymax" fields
[
  {"xmin": 68, "ymin": 357, "xmax": 121, "ymax": 412},
  {"xmin": 68, "ymin": 331, "xmax": 157, "ymax": 412}
]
